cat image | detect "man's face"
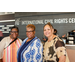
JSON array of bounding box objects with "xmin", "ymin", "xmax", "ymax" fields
[{"xmin": 10, "ymin": 28, "xmax": 19, "ymax": 39}]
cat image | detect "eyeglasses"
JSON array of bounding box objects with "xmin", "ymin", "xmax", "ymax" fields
[
  {"xmin": 11, "ymin": 31, "xmax": 18, "ymax": 33},
  {"xmin": 26, "ymin": 30, "xmax": 34, "ymax": 33}
]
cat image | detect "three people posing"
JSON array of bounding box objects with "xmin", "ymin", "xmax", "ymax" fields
[{"xmin": 0, "ymin": 23, "xmax": 67, "ymax": 62}]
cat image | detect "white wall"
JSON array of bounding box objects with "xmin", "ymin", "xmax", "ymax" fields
[{"xmin": 0, "ymin": 12, "xmax": 15, "ymax": 15}]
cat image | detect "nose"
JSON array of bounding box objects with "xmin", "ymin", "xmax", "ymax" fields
[{"xmin": 44, "ymin": 29, "xmax": 48, "ymax": 32}]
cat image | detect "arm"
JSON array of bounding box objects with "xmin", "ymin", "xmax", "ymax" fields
[
  {"xmin": 59, "ymin": 55, "xmax": 66, "ymax": 62},
  {"xmin": 57, "ymin": 47, "xmax": 66, "ymax": 62},
  {"xmin": 36, "ymin": 46, "xmax": 43, "ymax": 62},
  {"xmin": 0, "ymin": 38, "xmax": 6, "ymax": 61},
  {"xmin": 39, "ymin": 43, "xmax": 43, "ymax": 62},
  {"xmin": 35, "ymin": 39, "xmax": 43, "ymax": 62},
  {"xmin": 55, "ymin": 40, "xmax": 66, "ymax": 62},
  {"xmin": 62, "ymin": 34, "xmax": 66, "ymax": 37}
]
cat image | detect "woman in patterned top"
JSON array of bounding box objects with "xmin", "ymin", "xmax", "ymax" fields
[
  {"xmin": 17, "ymin": 24, "xmax": 43, "ymax": 62},
  {"xmin": 43, "ymin": 22, "xmax": 66, "ymax": 62}
]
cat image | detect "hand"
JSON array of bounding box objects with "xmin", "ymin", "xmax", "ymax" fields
[
  {"xmin": 43, "ymin": 38, "xmax": 46, "ymax": 41},
  {"xmin": 62, "ymin": 34, "xmax": 66, "ymax": 37}
]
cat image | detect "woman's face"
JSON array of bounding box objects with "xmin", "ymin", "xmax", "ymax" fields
[
  {"xmin": 26, "ymin": 28, "xmax": 35, "ymax": 39},
  {"xmin": 44, "ymin": 25, "xmax": 53, "ymax": 38},
  {"xmin": 10, "ymin": 28, "xmax": 19, "ymax": 39}
]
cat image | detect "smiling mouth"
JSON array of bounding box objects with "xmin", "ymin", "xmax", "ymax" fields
[
  {"xmin": 46, "ymin": 33, "xmax": 49, "ymax": 34},
  {"xmin": 27, "ymin": 34, "xmax": 31, "ymax": 37}
]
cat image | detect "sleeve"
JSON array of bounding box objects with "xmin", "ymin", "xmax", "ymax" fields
[
  {"xmin": 0, "ymin": 38, "xmax": 6, "ymax": 59},
  {"xmin": 38, "ymin": 41, "xmax": 43, "ymax": 62},
  {"xmin": 19, "ymin": 38, "xmax": 22, "ymax": 44},
  {"xmin": 55, "ymin": 40, "xmax": 66, "ymax": 58},
  {"xmin": 34, "ymin": 39, "xmax": 43, "ymax": 62}
]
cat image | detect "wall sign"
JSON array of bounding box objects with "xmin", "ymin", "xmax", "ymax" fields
[
  {"xmin": 15, "ymin": 13, "xmax": 75, "ymax": 41},
  {"xmin": 15, "ymin": 18, "xmax": 75, "ymax": 25}
]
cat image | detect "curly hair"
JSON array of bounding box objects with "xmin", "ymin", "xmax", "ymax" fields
[{"xmin": 26, "ymin": 24, "xmax": 35, "ymax": 31}]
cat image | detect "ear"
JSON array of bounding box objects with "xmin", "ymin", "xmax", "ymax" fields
[{"xmin": 34, "ymin": 31, "xmax": 35, "ymax": 34}]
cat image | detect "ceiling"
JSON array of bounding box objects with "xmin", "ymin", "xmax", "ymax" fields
[
  {"xmin": 0, "ymin": 12, "xmax": 15, "ymax": 15},
  {"xmin": 15, "ymin": 12, "xmax": 75, "ymax": 17}
]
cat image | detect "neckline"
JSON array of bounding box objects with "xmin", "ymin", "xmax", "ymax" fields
[
  {"xmin": 26, "ymin": 37, "xmax": 35, "ymax": 43},
  {"xmin": 47, "ymin": 36, "xmax": 57, "ymax": 42}
]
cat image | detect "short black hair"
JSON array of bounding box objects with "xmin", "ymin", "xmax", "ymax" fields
[
  {"xmin": 71, "ymin": 30, "xmax": 75, "ymax": 32},
  {"xmin": 54, "ymin": 29, "xmax": 57, "ymax": 33},
  {"xmin": 11, "ymin": 26, "xmax": 19, "ymax": 33}
]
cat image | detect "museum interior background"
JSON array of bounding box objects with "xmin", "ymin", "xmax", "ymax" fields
[{"xmin": 0, "ymin": 12, "xmax": 75, "ymax": 62}]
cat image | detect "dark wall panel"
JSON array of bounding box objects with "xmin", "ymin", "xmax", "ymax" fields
[
  {"xmin": 15, "ymin": 12, "xmax": 75, "ymax": 17},
  {"xmin": 15, "ymin": 12, "xmax": 75, "ymax": 41}
]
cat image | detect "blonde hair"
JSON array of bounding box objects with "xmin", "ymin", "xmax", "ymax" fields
[{"xmin": 26, "ymin": 24, "xmax": 35, "ymax": 31}]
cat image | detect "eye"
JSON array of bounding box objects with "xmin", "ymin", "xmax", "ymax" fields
[
  {"xmin": 44, "ymin": 29, "xmax": 50, "ymax": 31},
  {"xmin": 44, "ymin": 29, "xmax": 46, "ymax": 31},
  {"xmin": 48, "ymin": 29, "xmax": 50, "ymax": 30}
]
